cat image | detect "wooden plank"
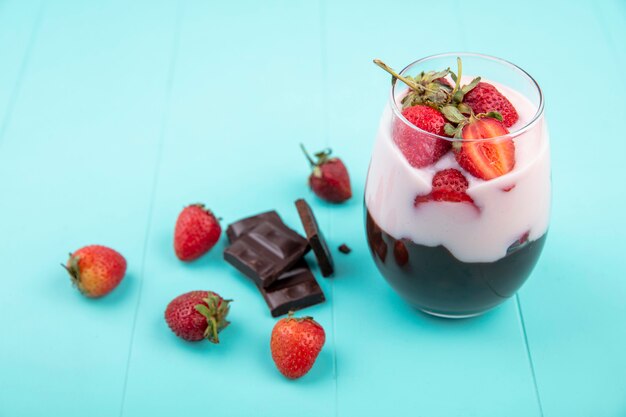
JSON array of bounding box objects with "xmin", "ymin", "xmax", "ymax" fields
[
  {"xmin": 324, "ymin": 1, "xmax": 542, "ymax": 416},
  {"xmin": 0, "ymin": 1, "xmax": 178, "ymax": 415},
  {"xmin": 1, "ymin": 0, "xmax": 623, "ymax": 416},
  {"xmin": 118, "ymin": 1, "xmax": 335, "ymax": 415},
  {"xmin": 506, "ymin": 1, "xmax": 626, "ymax": 416},
  {"xmin": 0, "ymin": 0, "xmax": 42, "ymax": 141}
]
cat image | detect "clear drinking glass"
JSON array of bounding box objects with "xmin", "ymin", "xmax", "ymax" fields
[{"xmin": 365, "ymin": 53, "xmax": 550, "ymax": 318}]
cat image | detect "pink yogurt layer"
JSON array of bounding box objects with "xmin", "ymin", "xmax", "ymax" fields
[{"xmin": 365, "ymin": 80, "xmax": 551, "ymax": 263}]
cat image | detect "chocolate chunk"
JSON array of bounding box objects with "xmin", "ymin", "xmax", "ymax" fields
[
  {"xmin": 295, "ymin": 199, "xmax": 334, "ymax": 277},
  {"xmin": 226, "ymin": 211, "xmax": 283, "ymax": 243},
  {"xmin": 260, "ymin": 259, "xmax": 325, "ymax": 317},
  {"xmin": 224, "ymin": 220, "xmax": 310, "ymax": 288},
  {"xmin": 338, "ymin": 244, "xmax": 351, "ymax": 254}
]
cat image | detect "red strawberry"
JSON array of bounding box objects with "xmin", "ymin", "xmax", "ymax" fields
[
  {"xmin": 174, "ymin": 204, "xmax": 221, "ymax": 261},
  {"xmin": 455, "ymin": 117, "xmax": 515, "ymax": 180},
  {"xmin": 63, "ymin": 245, "xmax": 127, "ymax": 298},
  {"xmin": 165, "ymin": 290, "xmax": 232, "ymax": 343},
  {"xmin": 301, "ymin": 145, "xmax": 351, "ymax": 203},
  {"xmin": 414, "ymin": 169, "xmax": 474, "ymax": 205},
  {"xmin": 463, "ymin": 82, "xmax": 519, "ymax": 127},
  {"xmin": 270, "ymin": 313, "xmax": 325, "ymax": 379},
  {"xmin": 393, "ymin": 105, "xmax": 451, "ymax": 168},
  {"xmin": 393, "ymin": 240, "xmax": 409, "ymax": 267}
]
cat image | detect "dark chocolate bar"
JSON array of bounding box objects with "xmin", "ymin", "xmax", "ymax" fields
[
  {"xmin": 226, "ymin": 211, "xmax": 283, "ymax": 243},
  {"xmin": 260, "ymin": 259, "xmax": 325, "ymax": 317},
  {"xmin": 295, "ymin": 199, "xmax": 334, "ymax": 277},
  {"xmin": 224, "ymin": 220, "xmax": 309, "ymax": 288}
]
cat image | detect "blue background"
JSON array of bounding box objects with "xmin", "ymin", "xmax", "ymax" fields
[{"xmin": 1, "ymin": 1, "xmax": 625, "ymax": 416}]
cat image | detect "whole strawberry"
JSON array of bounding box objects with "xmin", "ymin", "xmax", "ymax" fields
[
  {"xmin": 270, "ymin": 312, "xmax": 325, "ymax": 379},
  {"xmin": 301, "ymin": 145, "xmax": 351, "ymax": 203},
  {"xmin": 165, "ymin": 290, "xmax": 232, "ymax": 343},
  {"xmin": 393, "ymin": 105, "xmax": 451, "ymax": 168},
  {"xmin": 174, "ymin": 204, "xmax": 221, "ymax": 261},
  {"xmin": 414, "ymin": 169, "xmax": 474, "ymax": 205},
  {"xmin": 63, "ymin": 245, "xmax": 127, "ymax": 298},
  {"xmin": 463, "ymin": 82, "xmax": 519, "ymax": 128}
]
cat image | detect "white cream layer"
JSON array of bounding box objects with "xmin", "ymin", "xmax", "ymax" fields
[{"xmin": 365, "ymin": 82, "xmax": 551, "ymax": 262}]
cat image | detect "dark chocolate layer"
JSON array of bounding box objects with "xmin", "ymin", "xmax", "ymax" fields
[{"xmin": 366, "ymin": 210, "xmax": 547, "ymax": 316}]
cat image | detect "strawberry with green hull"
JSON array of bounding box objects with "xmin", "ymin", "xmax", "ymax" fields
[
  {"xmin": 270, "ymin": 312, "xmax": 325, "ymax": 379},
  {"xmin": 174, "ymin": 204, "xmax": 221, "ymax": 261},
  {"xmin": 374, "ymin": 59, "xmax": 453, "ymax": 167},
  {"xmin": 165, "ymin": 290, "xmax": 232, "ymax": 343},
  {"xmin": 374, "ymin": 57, "xmax": 519, "ymax": 178},
  {"xmin": 63, "ymin": 245, "xmax": 127, "ymax": 298},
  {"xmin": 301, "ymin": 145, "xmax": 352, "ymax": 203}
]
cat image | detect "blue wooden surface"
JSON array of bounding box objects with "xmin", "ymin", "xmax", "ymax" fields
[{"xmin": 0, "ymin": 1, "xmax": 624, "ymax": 416}]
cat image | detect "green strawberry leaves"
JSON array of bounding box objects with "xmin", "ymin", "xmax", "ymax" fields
[
  {"xmin": 484, "ymin": 111, "xmax": 504, "ymax": 122},
  {"xmin": 374, "ymin": 56, "xmax": 508, "ymax": 141},
  {"xmin": 441, "ymin": 106, "xmax": 466, "ymax": 124},
  {"xmin": 374, "ymin": 58, "xmax": 454, "ymax": 109},
  {"xmin": 301, "ymin": 144, "xmax": 333, "ymax": 169},
  {"xmin": 195, "ymin": 294, "xmax": 232, "ymax": 344},
  {"xmin": 450, "ymin": 76, "xmax": 481, "ymax": 104}
]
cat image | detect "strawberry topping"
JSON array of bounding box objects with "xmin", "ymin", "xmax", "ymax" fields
[
  {"xmin": 393, "ymin": 105, "xmax": 451, "ymax": 168},
  {"xmin": 415, "ymin": 168, "xmax": 474, "ymax": 205},
  {"xmin": 455, "ymin": 117, "xmax": 515, "ymax": 180},
  {"xmin": 463, "ymin": 82, "xmax": 519, "ymax": 128}
]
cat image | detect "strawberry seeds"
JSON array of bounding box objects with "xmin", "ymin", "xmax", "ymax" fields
[{"xmin": 374, "ymin": 57, "xmax": 520, "ymax": 204}]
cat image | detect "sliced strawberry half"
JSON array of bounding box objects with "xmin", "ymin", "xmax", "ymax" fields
[
  {"xmin": 414, "ymin": 168, "xmax": 474, "ymax": 205},
  {"xmin": 393, "ymin": 105, "xmax": 451, "ymax": 168},
  {"xmin": 463, "ymin": 82, "xmax": 519, "ymax": 128},
  {"xmin": 455, "ymin": 117, "xmax": 515, "ymax": 180}
]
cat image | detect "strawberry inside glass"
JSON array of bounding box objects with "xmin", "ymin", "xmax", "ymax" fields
[{"xmin": 365, "ymin": 53, "xmax": 550, "ymax": 318}]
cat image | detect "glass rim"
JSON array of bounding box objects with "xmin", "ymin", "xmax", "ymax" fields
[{"xmin": 389, "ymin": 52, "xmax": 545, "ymax": 143}]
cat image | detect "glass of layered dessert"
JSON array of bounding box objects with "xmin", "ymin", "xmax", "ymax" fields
[{"xmin": 366, "ymin": 53, "xmax": 550, "ymax": 318}]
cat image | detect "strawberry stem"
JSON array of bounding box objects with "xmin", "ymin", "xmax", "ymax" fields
[
  {"xmin": 373, "ymin": 59, "xmax": 425, "ymax": 92},
  {"xmin": 286, "ymin": 311, "xmax": 314, "ymax": 322},
  {"xmin": 209, "ymin": 317, "xmax": 219, "ymax": 343},
  {"xmin": 300, "ymin": 144, "xmax": 316, "ymax": 167},
  {"xmin": 451, "ymin": 57, "xmax": 463, "ymax": 99}
]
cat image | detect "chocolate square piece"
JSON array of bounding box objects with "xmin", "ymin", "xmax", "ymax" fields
[
  {"xmin": 295, "ymin": 199, "xmax": 334, "ymax": 277},
  {"xmin": 226, "ymin": 211, "xmax": 283, "ymax": 243},
  {"xmin": 260, "ymin": 259, "xmax": 325, "ymax": 317},
  {"xmin": 224, "ymin": 220, "xmax": 310, "ymax": 288}
]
